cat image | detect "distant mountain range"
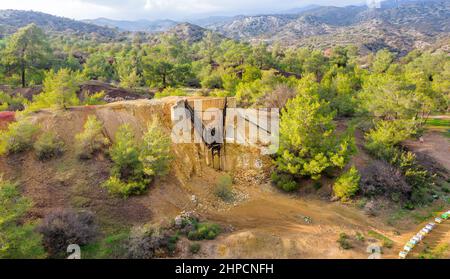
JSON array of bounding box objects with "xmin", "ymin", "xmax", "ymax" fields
[
  {"xmin": 81, "ymin": 4, "xmax": 323, "ymax": 33},
  {"xmin": 0, "ymin": 9, "xmax": 119, "ymax": 39},
  {"xmin": 82, "ymin": 18, "xmax": 178, "ymax": 33},
  {"xmin": 0, "ymin": 0, "xmax": 448, "ymax": 53},
  {"xmin": 204, "ymin": 0, "xmax": 449, "ymax": 53}
]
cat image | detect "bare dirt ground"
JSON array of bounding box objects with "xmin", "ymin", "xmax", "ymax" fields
[
  {"xmin": 404, "ymin": 131, "xmax": 450, "ymax": 171},
  {"xmin": 175, "ymin": 167, "xmax": 404, "ymax": 259}
]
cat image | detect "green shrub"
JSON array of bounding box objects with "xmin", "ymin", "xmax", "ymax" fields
[
  {"xmin": 187, "ymin": 223, "xmax": 221, "ymax": 241},
  {"xmin": 104, "ymin": 121, "xmax": 172, "ymax": 197},
  {"xmin": 271, "ymin": 172, "xmax": 298, "ymax": 192},
  {"xmin": 27, "ymin": 68, "xmax": 81, "ymax": 111},
  {"xmin": 83, "ymin": 91, "xmax": 106, "ymax": 105},
  {"xmin": 215, "ymin": 174, "xmax": 234, "ymax": 201},
  {"xmin": 355, "ymin": 232, "xmax": 365, "ymax": 242},
  {"xmin": 189, "ymin": 243, "xmax": 201, "ymax": 254},
  {"xmin": 75, "ymin": 116, "xmax": 110, "ymax": 159},
  {"xmin": 0, "ymin": 119, "xmax": 39, "ymax": 155},
  {"xmin": 200, "ymin": 73, "xmax": 223, "ymax": 89},
  {"xmin": 235, "ymin": 80, "xmax": 267, "ymax": 106},
  {"xmin": 0, "ymin": 177, "xmax": 46, "ymax": 259},
  {"xmin": 103, "ymin": 124, "xmax": 148, "ymax": 197},
  {"xmin": 392, "ymin": 151, "xmax": 430, "ymax": 190},
  {"xmin": 167, "ymin": 233, "xmax": 180, "ymax": 254},
  {"xmin": 34, "ymin": 132, "xmax": 65, "ymax": 160},
  {"xmin": 387, "ymin": 149, "xmax": 432, "ymax": 205},
  {"xmin": 333, "ymin": 167, "xmax": 360, "ymax": 201},
  {"xmin": 337, "ymin": 233, "xmax": 353, "ymax": 250},
  {"xmin": 365, "ymin": 120, "xmax": 415, "ymax": 159},
  {"xmin": 140, "ymin": 119, "xmax": 172, "ymax": 177},
  {"xmin": 0, "ymin": 91, "xmax": 28, "ymax": 111},
  {"xmin": 102, "ymin": 176, "xmax": 148, "ymax": 198},
  {"xmin": 109, "ymin": 125, "xmax": 143, "ymax": 180}
]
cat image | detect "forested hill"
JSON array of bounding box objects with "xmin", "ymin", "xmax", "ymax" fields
[{"xmin": 0, "ymin": 10, "xmax": 119, "ymax": 39}]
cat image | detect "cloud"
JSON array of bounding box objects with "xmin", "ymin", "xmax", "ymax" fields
[{"xmin": 144, "ymin": 0, "xmax": 219, "ymax": 13}]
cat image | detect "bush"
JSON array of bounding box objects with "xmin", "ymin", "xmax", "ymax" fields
[
  {"xmin": 179, "ymin": 216, "xmax": 221, "ymax": 241},
  {"xmin": 235, "ymin": 80, "xmax": 267, "ymax": 106},
  {"xmin": 365, "ymin": 120, "xmax": 415, "ymax": 159},
  {"xmin": 27, "ymin": 68, "xmax": 81, "ymax": 111},
  {"xmin": 271, "ymin": 172, "xmax": 298, "ymax": 192},
  {"xmin": 0, "ymin": 119, "xmax": 39, "ymax": 155},
  {"xmin": 189, "ymin": 243, "xmax": 201, "ymax": 254},
  {"xmin": 392, "ymin": 151, "xmax": 430, "ymax": 190},
  {"xmin": 104, "ymin": 121, "xmax": 172, "ymax": 197},
  {"xmin": 102, "ymin": 176, "xmax": 148, "ymax": 198},
  {"xmin": 126, "ymin": 226, "xmax": 161, "ymax": 259},
  {"xmin": 38, "ymin": 209, "xmax": 98, "ymax": 257},
  {"xmin": 126, "ymin": 224, "xmax": 181, "ymax": 259},
  {"xmin": 140, "ymin": 119, "xmax": 172, "ymax": 177},
  {"xmin": 34, "ymin": 132, "xmax": 65, "ymax": 160},
  {"xmin": 355, "ymin": 232, "xmax": 365, "ymax": 242},
  {"xmin": 75, "ymin": 116, "xmax": 110, "ymax": 159},
  {"xmin": 0, "ymin": 91, "xmax": 28, "ymax": 111},
  {"xmin": 187, "ymin": 223, "xmax": 221, "ymax": 241},
  {"xmin": 167, "ymin": 233, "xmax": 180, "ymax": 254},
  {"xmin": 337, "ymin": 233, "xmax": 353, "ymax": 250},
  {"xmin": 333, "ymin": 167, "xmax": 361, "ymax": 201},
  {"xmin": 83, "ymin": 91, "xmax": 106, "ymax": 105},
  {"xmin": 215, "ymin": 174, "xmax": 234, "ymax": 201},
  {"xmin": 200, "ymin": 73, "xmax": 223, "ymax": 89},
  {"xmin": 0, "ymin": 177, "xmax": 46, "ymax": 259},
  {"xmin": 103, "ymin": 124, "xmax": 148, "ymax": 197},
  {"xmin": 172, "ymin": 214, "xmax": 222, "ymax": 243},
  {"xmin": 109, "ymin": 124, "xmax": 142, "ymax": 180}
]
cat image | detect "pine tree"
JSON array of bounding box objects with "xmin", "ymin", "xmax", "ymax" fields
[{"xmin": 2, "ymin": 24, "xmax": 50, "ymax": 87}]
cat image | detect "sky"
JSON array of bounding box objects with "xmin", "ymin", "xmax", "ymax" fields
[{"xmin": 0, "ymin": 0, "xmax": 368, "ymax": 21}]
